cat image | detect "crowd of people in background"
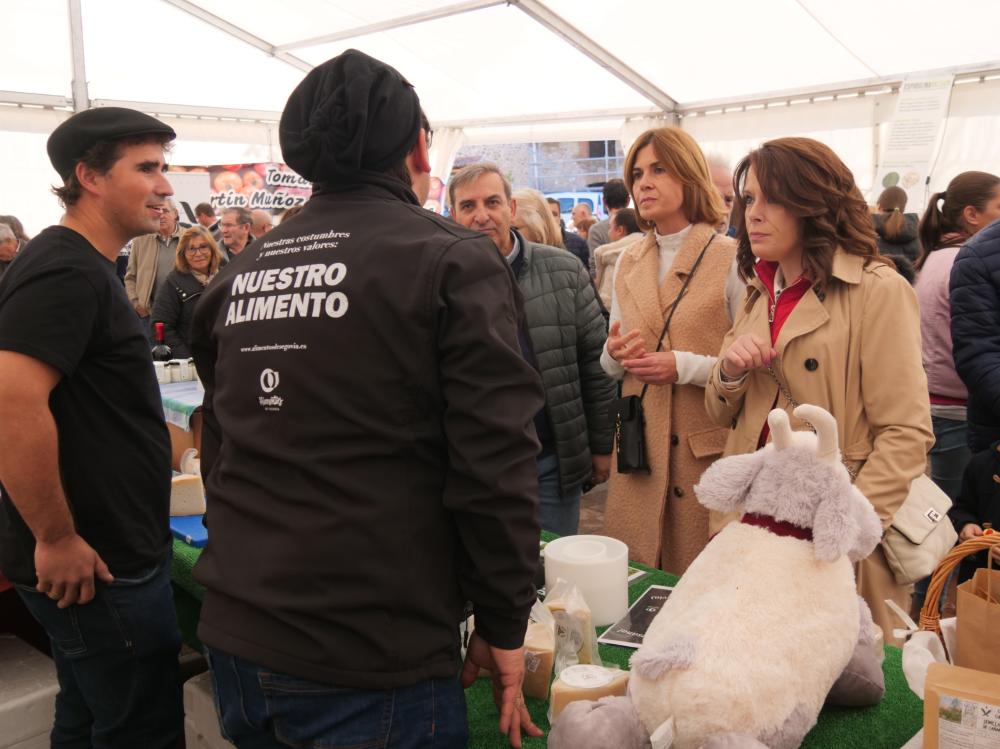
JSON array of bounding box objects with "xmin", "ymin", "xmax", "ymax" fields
[
  {"xmin": 2, "ymin": 45, "xmax": 1000, "ymax": 747},
  {"xmin": 2, "ymin": 132, "xmax": 999, "ymax": 578},
  {"xmin": 2, "ymin": 139, "xmax": 998, "ymax": 543}
]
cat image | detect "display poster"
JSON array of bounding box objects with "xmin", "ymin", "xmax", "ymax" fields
[
  {"xmin": 169, "ymin": 163, "xmax": 313, "ymax": 219},
  {"xmin": 597, "ymin": 584, "xmax": 674, "ymax": 649},
  {"xmin": 165, "ymin": 171, "xmax": 211, "ymax": 227},
  {"xmin": 873, "ymin": 75, "xmax": 954, "ymax": 207},
  {"xmin": 170, "ymin": 164, "xmax": 448, "ymax": 218}
]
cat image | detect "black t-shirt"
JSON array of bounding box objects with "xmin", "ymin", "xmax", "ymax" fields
[{"xmin": 0, "ymin": 226, "xmax": 172, "ymax": 584}]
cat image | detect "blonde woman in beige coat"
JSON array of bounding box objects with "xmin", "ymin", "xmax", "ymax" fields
[
  {"xmin": 602, "ymin": 128, "xmax": 742, "ymax": 573},
  {"xmin": 705, "ymin": 137, "xmax": 934, "ymax": 646}
]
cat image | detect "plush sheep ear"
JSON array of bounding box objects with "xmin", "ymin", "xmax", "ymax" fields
[
  {"xmin": 792, "ymin": 404, "xmax": 840, "ymax": 463},
  {"xmin": 694, "ymin": 450, "xmax": 766, "ymax": 513},
  {"xmin": 768, "ymin": 408, "xmax": 792, "ymax": 450},
  {"xmin": 846, "ymin": 486, "xmax": 882, "ymax": 563},
  {"xmin": 811, "ymin": 472, "xmax": 859, "ymax": 562}
]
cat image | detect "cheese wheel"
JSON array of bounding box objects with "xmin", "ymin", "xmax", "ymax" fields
[
  {"xmin": 522, "ymin": 620, "xmax": 555, "ymax": 699},
  {"xmin": 550, "ymin": 665, "xmax": 630, "ymax": 720},
  {"xmin": 170, "ymin": 474, "xmax": 206, "ymax": 516}
]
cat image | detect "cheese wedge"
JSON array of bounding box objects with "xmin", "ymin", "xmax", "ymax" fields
[
  {"xmin": 550, "ymin": 665, "xmax": 630, "ymax": 720},
  {"xmin": 545, "ymin": 597, "xmax": 596, "ymax": 666},
  {"xmin": 522, "ymin": 619, "xmax": 555, "ymax": 699},
  {"xmin": 170, "ymin": 473, "xmax": 205, "ymax": 516}
]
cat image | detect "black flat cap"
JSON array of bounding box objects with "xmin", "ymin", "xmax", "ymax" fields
[
  {"xmin": 47, "ymin": 107, "xmax": 176, "ymax": 181},
  {"xmin": 280, "ymin": 49, "xmax": 421, "ymax": 183}
]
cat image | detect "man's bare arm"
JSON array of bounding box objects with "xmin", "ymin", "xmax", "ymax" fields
[{"xmin": 0, "ymin": 351, "xmax": 112, "ymax": 606}]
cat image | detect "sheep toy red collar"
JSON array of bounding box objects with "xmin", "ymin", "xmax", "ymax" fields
[{"xmin": 549, "ymin": 405, "xmax": 884, "ymax": 749}]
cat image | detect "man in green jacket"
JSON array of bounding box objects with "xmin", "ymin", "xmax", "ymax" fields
[{"xmin": 450, "ymin": 162, "xmax": 616, "ymax": 535}]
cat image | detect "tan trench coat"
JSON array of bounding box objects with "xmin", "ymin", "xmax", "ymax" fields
[
  {"xmin": 603, "ymin": 224, "xmax": 736, "ymax": 573},
  {"xmin": 705, "ymin": 250, "xmax": 934, "ymax": 645}
]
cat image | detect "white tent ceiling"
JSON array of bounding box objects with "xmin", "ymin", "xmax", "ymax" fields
[
  {"xmin": 7, "ymin": 0, "xmax": 1000, "ymax": 128},
  {"xmin": 3, "ymin": 0, "xmax": 1000, "ymax": 233}
]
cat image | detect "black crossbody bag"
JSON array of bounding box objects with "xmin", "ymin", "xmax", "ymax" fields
[{"xmin": 607, "ymin": 235, "xmax": 715, "ymax": 473}]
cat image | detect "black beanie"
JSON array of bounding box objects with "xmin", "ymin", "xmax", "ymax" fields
[{"xmin": 279, "ymin": 49, "xmax": 422, "ymax": 183}]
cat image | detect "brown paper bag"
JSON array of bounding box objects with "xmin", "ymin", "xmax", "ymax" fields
[
  {"xmin": 953, "ymin": 567, "xmax": 1000, "ymax": 675},
  {"xmin": 923, "ymin": 663, "xmax": 1000, "ymax": 749}
]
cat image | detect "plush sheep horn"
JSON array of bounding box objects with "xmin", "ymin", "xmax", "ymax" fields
[
  {"xmin": 793, "ymin": 404, "xmax": 839, "ymax": 462},
  {"xmin": 767, "ymin": 408, "xmax": 792, "ymax": 450}
]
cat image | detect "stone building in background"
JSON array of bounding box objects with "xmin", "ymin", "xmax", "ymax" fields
[{"xmin": 453, "ymin": 140, "xmax": 624, "ymax": 196}]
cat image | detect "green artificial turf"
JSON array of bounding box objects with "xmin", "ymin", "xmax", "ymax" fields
[{"xmin": 172, "ymin": 538, "xmax": 923, "ymax": 748}]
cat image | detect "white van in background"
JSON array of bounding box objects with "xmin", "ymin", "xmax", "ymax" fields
[{"xmin": 545, "ymin": 191, "xmax": 605, "ymax": 227}]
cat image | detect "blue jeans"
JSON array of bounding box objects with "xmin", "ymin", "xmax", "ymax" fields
[
  {"xmin": 15, "ymin": 555, "xmax": 182, "ymax": 749},
  {"xmin": 928, "ymin": 416, "xmax": 971, "ymax": 502},
  {"xmin": 913, "ymin": 416, "xmax": 972, "ymax": 611},
  {"xmin": 537, "ymin": 452, "xmax": 582, "ymax": 536},
  {"xmin": 206, "ymin": 648, "xmax": 468, "ymax": 749}
]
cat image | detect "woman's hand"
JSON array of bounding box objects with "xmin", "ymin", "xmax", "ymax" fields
[
  {"xmin": 622, "ymin": 351, "xmax": 678, "ymax": 385},
  {"xmin": 959, "ymin": 523, "xmax": 983, "ymax": 542},
  {"xmin": 721, "ymin": 334, "xmax": 777, "ymax": 379},
  {"xmin": 607, "ymin": 321, "xmax": 646, "ymax": 362}
]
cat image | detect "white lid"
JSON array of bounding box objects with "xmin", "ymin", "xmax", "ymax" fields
[
  {"xmin": 544, "ymin": 535, "xmax": 628, "ymax": 565},
  {"xmin": 559, "ymin": 665, "xmax": 619, "ymax": 689}
]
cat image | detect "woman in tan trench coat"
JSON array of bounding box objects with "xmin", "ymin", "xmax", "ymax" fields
[
  {"xmin": 705, "ymin": 137, "xmax": 934, "ymax": 647},
  {"xmin": 601, "ymin": 128, "xmax": 741, "ymax": 573}
]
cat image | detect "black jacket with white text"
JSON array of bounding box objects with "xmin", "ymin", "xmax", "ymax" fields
[{"xmin": 189, "ymin": 174, "xmax": 544, "ymax": 689}]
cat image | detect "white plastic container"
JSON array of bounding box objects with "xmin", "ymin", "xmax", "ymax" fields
[
  {"xmin": 154, "ymin": 361, "xmax": 170, "ymax": 384},
  {"xmin": 0, "ymin": 634, "xmax": 57, "ymax": 749},
  {"xmin": 544, "ymin": 535, "xmax": 628, "ymax": 626}
]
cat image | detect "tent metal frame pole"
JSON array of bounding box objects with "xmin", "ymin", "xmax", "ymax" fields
[
  {"xmin": 0, "ymin": 91, "xmax": 72, "ymax": 108},
  {"xmin": 90, "ymin": 99, "xmax": 281, "ymax": 123},
  {"xmin": 67, "ymin": 0, "xmax": 89, "ymax": 111},
  {"xmin": 679, "ymin": 61, "xmax": 1000, "ymax": 116},
  {"xmin": 509, "ymin": 0, "xmax": 678, "ymax": 114},
  {"xmin": 275, "ymin": 0, "xmax": 507, "ymax": 52},
  {"xmin": 161, "ymin": 0, "xmax": 312, "ymax": 73},
  {"xmin": 435, "ymin": 106, "xmax": 667, "ymax": 130}
]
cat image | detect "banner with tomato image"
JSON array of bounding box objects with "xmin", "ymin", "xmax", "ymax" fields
[
  {"xmin": 170, "ymin": 164, "xmax": 454, "ymax": 216},
  {"xmin": 169, "ymin": 163, "xmax": 312, "ymax": 216}
]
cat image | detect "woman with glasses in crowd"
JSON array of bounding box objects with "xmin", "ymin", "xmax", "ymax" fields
[
  {"xmin": 705, "ymin": 137, "xmax": 933, "ymax": 646},
  {"xmin": 151, "ymin": 226, "xmax": 224, "ymax": 358}
]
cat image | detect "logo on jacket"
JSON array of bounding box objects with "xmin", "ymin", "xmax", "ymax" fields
[{"xmin": 260, "ymin": 368, "xmax": 280, "ymax": 393}]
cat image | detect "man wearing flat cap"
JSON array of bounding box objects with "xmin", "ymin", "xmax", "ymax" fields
[
  {"xmin": 190, "ymin": 49, "xmax": 544, "ymax": 747},
  {"xmin": 0, "ymin": 107, "xmax": 182, "ymax": 745}
]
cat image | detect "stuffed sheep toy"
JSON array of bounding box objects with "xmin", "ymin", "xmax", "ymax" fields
[{"xmin": 549, "ymin": 405, "xmax": 884, "ymax": 749}]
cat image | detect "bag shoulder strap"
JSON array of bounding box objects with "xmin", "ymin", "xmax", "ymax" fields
[{"xmin": 639, "ymin": 234, "xmax": 715, "ymax": 402}]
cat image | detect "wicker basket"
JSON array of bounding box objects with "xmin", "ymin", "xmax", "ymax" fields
[{"xmin": 918, "ymin": 533, "xmax": 1000, "ymax": 634}]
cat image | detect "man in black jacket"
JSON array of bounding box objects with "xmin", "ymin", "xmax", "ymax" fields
[
  {"xmin": 546, "ymin": 196, "xmax": 589, "ymax": 268},
  {"xmin": 190, "ymin": 49, "xmax": 544, "ymax": 748}
]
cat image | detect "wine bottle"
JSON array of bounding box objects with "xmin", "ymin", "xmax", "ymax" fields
[{"xmin": 151, "ymin": 322, "xmax": 172, "ymax": 362}]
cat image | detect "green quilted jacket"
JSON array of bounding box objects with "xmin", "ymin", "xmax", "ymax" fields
[{"xmin": 512, "ymin": 230, "xmax": 616, "ymax": 493}]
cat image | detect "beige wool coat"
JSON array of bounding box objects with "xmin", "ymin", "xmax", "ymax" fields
[
  {"xmin": 603, "ymin": 223, "xmax": 736, "ymax": 572},
  {"xmin": 125, "ymin": 226, "xmax": 183, "ymax": 311},
  {"xmin": 705, "ymin": 250, "xmax": 934, "ymax": 645},
  {"xmin": 593, "ymin": 232, "xmax": 644, "ymax": 309}
]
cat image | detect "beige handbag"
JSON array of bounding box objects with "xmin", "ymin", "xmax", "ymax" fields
[
  {"xmin": 766, "ymin": 366, "xmax": 957, "ymax": 586},
  {"xmin": 881, "ymin": 474, "xmax": 958, "ymax": 586}
]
